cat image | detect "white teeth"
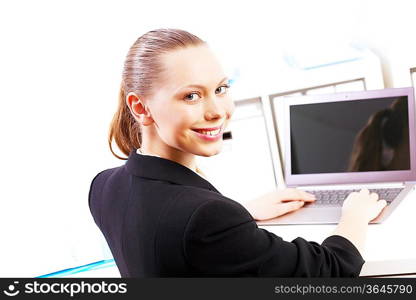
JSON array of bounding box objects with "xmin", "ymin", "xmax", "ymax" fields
[{"xmin": 199, "ymin": 128, "xmax": 220, "ymax": 136}]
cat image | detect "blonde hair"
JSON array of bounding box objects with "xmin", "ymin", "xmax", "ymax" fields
[{"xmin": 108, "ymin": 28, "xmax": 205, "ymax": 160}]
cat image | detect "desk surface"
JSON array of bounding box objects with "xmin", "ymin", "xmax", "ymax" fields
[
  {"xmin": 258, "ymin": 188, "xmax": 416, "ymax": 276},
  {"xmin": 360, "ymin": 259, "xmax": 416, "ymax": 277}
]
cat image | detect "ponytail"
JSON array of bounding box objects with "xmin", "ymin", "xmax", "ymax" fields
[
  {"xmin": 348, "ymin": 109, "xmax": 391, "ymax": 171},
  {"xmin": 108, "ymin": 85, "xmax": 142, "ymax": 160}
]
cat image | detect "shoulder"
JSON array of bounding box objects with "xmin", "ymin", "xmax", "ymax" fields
[
  {"xmin": 88, "ymin": 166, "xmax": 123, "ymax": 206},
  {"xmin": 89, "ymin": 166, "xmax": 120, "ymax": 190},
  {"xmin": 178, "ymin": 189, "xmax": 255, "ymax": 237},
  {"xmin": 158, "ymin": 186, "xmax": 254, "ymax": 237},
  {"xmin": 176, "ymin": 186, "xmax": 251, "ymax": 217}
]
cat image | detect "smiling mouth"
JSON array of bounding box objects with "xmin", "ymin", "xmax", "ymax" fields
[{"xmin": 191, "ymin": 124, "xmax": 223, "ymax": 136}]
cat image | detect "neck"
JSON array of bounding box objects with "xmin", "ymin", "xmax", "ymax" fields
[
  {"xmin": 140, "ymin": 144, "xmax": 198, "ymax": 174},
  {"xmin": 140, "ymin": 124, "xmax": 205, "ymax": 175}
]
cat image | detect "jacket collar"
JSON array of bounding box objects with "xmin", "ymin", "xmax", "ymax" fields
[{"xmin": 125, "ymin": 148, "xmax": 221, "ymax": 194}]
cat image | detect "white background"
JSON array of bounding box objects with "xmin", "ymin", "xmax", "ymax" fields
[{"xmin": 0, "ymin": 0, "xmax": 415, "ymax": 277}]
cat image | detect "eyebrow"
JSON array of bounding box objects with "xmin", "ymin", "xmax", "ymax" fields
[{"xmin": 177, "ymin": 77, "xmax": 229, "ymax": 91}]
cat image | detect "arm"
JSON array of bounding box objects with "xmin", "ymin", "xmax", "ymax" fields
[
  {"xmin": 241, "ymin": 188, "xmax": 316, "ymax": 221},
  {"xmin": 183, "ymin": 199, "xmax": 364, "ymax": 277},
  {"xmin": 242, "ymin": 188, "xmax": 386, "ymax": 254},
  {"xmin": 332, "ymin": 217, "xmax": 368, "ymax": 254},
  {"xmin": 332, "ymin": 189, "xmax": 387, "ymax": 253}
]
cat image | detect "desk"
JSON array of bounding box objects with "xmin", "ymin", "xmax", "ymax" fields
[{"xmin": 258, "ymin": 188, "xmax": 416, "ymax": 276}]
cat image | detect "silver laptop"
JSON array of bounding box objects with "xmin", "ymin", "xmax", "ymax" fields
[{"xmin": 259, "ymin": 87, "xmax": 416, "ymax": 225}]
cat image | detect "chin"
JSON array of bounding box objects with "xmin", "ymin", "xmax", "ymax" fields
[{"xmin": 197, "ymin": 146, "xmax": 222, "ymax": 157}]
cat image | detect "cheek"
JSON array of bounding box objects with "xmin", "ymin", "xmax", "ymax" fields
[
  {"xmin": 225, "ymin": 97, "xmax": 236, "ymax": 117},
  {"xmin": 161, "ymin": 108, "xmax": 196, "ymax": 136}
]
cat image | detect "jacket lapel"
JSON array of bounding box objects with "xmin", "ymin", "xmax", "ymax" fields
[{"xmin": 125, "ymin": 149, "xmax": 221, "ymax": 194}]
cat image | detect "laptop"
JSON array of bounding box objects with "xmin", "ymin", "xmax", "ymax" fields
[
  {"xmin": 359, "ymin": 259, "xmax": 416, "ymax": 278},
  {"xmin": 259, "ymin": 87, "xmax": 416, "ymax": 225}
]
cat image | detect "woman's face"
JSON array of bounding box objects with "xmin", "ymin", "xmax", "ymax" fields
[{"xmin": 145, "ymin": 45, "xmax": 235, "ymax": 157}]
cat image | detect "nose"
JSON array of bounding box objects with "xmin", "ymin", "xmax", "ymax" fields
[
  {"xmin": 205, "ymin": 97, "xmax": 225, "ymax": 120},
  {"xmin": 204, "ymin": 96, "xmax": 226, "ymax": 121}
]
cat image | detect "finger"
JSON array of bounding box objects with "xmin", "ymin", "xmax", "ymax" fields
[
  {"xmin": 347, "ymin": 191, "xmax": 359, "ymax": 198},
  {"xmin": 378, "ymin": 199, "xmax": 388, "ymax": 208},
  {"xmin": 370, "ymin": 192, "xmax": 379, "ymax": 201},
  {"xmin": 359, "ymin": 188, "xmax": 370, "ymax": 195},
  {"xmin": 276, "ymin": 200, "xmax": 304, "ymax": 215},
  {"xmin": 281, "ymin": 189, "xmax": 315, "ymax": 202},
  {"xmin": 299, "ymin": 190, "xmax": 316, "ymax": 202},
  {"xmin": 287, "ymin": 190, "xmax": 315, "ymax": 202},
  {"xmin": 278, "ymin": 188, "xmax": 301, "ymax": 202},
  {"xmin": 282, "ymin": 188, "xmax": 299, "ymax": 198},
  {"xmin": 372, "ymin": 200, "xmax": 387, "ymax": 220}
]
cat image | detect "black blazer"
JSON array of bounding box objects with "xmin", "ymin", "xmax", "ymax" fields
[{"xmin": 88, "ymin": 149, "xmax": 364, "ymax": 277}]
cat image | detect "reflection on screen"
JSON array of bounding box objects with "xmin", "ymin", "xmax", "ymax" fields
[{"xmin": 290, "ymin": 96, "xmax": 410, "ymax": 174}]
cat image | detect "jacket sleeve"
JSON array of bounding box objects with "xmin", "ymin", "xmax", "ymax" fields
[
  {"xmin": 183, "ymin": 199, "xmax": 364, "ymax": 277},
  {"xmin": 88, "ymin": 169, "xmax": 111, "ymax": 228}
]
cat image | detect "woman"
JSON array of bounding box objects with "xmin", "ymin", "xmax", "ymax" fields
[
  {"xmin": 88, "ymin": 28, "xmax": 387, "ymax": 277},
  {"xmin": 348, "ymin": 97, "xmax": 410, "ymax": 172}
]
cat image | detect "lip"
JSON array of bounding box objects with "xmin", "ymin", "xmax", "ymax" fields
[
  {"xmin": 191, "ymin": 123, "xmax": 224, "ymax": 141},
  {"xmin": 192, "ymin": 124, "xmax": 223, "ymax": 131}
]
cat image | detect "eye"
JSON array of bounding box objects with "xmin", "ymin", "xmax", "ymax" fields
[
  {"xmin": 215, "ymin": 84, "xmax": 230, "ymax": 95},
  {"xmin": 184, "ymin": 92, "xmax": 201, "ymax": 101}
]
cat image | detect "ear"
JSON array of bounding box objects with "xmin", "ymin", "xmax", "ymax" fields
[{"xmin": 126, "ymin": 92, "xmax": 154, "ymax": 126}]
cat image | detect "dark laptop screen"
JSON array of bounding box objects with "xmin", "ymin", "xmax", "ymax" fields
[{"xmin": 290, "ymin": 96, "xmax": 410, "ymax": 174}]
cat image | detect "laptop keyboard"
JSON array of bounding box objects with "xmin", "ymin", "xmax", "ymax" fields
[{"xmin": 303, "ymin": 188, "xmax": 404, "ymax": 207}]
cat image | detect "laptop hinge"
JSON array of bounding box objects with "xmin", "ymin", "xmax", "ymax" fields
[{"xmin": 296, "ymin": 182, "xmax": 406, "ymax": 190}]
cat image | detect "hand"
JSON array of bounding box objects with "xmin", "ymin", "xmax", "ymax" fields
[
  {"xmin": 242, "ymin": 188, "xmax": 316, "ymax": 221},
  {"xmin": 341, "ymin": 188, "xmax": 387, "ymax": 223}
]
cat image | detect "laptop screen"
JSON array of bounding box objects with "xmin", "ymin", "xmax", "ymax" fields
[{"xmin": 290, "ymin": 96, "xmax": 410, "ymax": 175}]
